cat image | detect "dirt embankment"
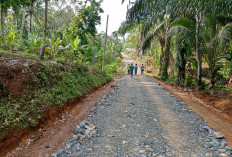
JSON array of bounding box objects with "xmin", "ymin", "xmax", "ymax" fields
[
  {"xmin": 5, "ymin": 78, "xmax": 120, "ymax": 157},
  {"xmin": 0, "ymin": 53, "xmax": 112, "ymax": 156}
]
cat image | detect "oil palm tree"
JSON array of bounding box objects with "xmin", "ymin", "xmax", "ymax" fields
[
  {"xmin": 141, "ymin": 20, "xmax": 167, "ymax": 77},
  {"xmin": 168, "ymin": 17, "xmax": 195, "ymax": 86},
  {"xmin": 201, "ymin": 14, "xmax": 232, "ymax": 94}
]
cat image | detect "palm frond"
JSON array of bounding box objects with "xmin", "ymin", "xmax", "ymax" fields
[
  {"xmin": 168, "ymin": 26, "xmax": 191, "ymax": 37},
  {"xmin": 218, "ymin": 23, "xmax": 232, "ymax": 50},
  {"xmin": 171, "ymin": 17, "xmax": 195, "ymax": 32},
  {"xmin": 141, "ymin": 22, "xmax": 165, "ymax": 53},
  {"xmin": 141, "ymin": 32, "xmax": 155, "ymax": 53},
  {"xmin": 118, "ymin": 21, "xmax": 135, "ymax": 35}
]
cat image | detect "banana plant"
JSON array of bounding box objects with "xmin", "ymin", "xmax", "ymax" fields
[
  {"xmin": 5, "ymin": 16, "xmax": 18, "ymax": 50},
  {"xmin": 70, "ymin": 35, "xmax": 88, "ymax": 61},
  {"xmin": 50, "ymin": 35, "xmax": 62, "ymax": 58},
  {"xmin": 25, "ymin": 33, "xmax": 43, "ymax": 54}
]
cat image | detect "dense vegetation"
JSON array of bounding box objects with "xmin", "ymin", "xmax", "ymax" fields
[
  {"xmin": 0, "ymin": 0, "xmax": 123, "ymax": 144},
  {"xmin": 0, "ymin": 0, "xmax": 122, "ymax": 68},
  {"xmin": 120, "ymin": 0, "xmax": 232, "ymax": 94}
]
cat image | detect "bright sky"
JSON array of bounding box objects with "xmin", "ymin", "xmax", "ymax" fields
[{"xmin": 97, "ymin": 0, "xmax": 128, "ymax": 35}]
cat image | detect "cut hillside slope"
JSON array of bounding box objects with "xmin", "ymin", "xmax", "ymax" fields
[{"xmin": 0, "ymin": 52, "xmax": 112, "ymax": 155}]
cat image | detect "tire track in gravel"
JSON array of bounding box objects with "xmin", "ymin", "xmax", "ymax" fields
[
  {"xmin": 138, "ymin": 75, "xmax": 186, "ymax": 156},
  {"xmin": 138, "ymin": 75, "xmax": 210, "ymax": 157}
]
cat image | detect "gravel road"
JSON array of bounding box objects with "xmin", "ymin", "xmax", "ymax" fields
[{"xmin": 51, "ymin": 56, "xmax": 232, "ymax": 157}]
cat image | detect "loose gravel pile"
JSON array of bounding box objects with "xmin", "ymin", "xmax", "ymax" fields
[{"xmin": 51, "ymin": 75, "xmax": 232, "ymax": 157}]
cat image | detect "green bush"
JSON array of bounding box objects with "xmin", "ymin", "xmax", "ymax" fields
[
  {"xmin": 167, "ymin": 76, "xmax": 177, "ymax": 83},
  {"xmin": 198, "ymin": 80, "xmax": 206, "ymax": 90},
  {"xmin": 104, "ymin": 65, "xmax": 117, "ymax": 73},
  {"xmin": 104, "ymin": 58, "xmax": 121, "ymax": 74},
  {"xmin": 184, "ymin": 74, "xmax": 193, "ymax": 87}
]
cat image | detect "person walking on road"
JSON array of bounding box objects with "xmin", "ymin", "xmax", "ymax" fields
[
  {"xmin": 127, "ymin": 64, "xmax": 130, "ymax": 75},
  {"xmin": 134, "ymin": 64, "xmax": 138, "ymax": 75},
  {"xmin": 141, "ymin": 64, "xmax": 144, "ymax": 74},
  {"xmin": 130, "ymin": 63, "xmax": 134, "ymax": 79}
]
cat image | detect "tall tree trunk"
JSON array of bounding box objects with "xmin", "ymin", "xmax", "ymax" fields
[
  {"xmin": 29, "ymin": 13, "xmax": 32, "ymax": 33},
  {"xmin": 16, "ymin": 14, "xmax": 19, "ymax": 28},
  {"xmin": 140, "ymin": 36, "xmax": 144, "ymax": 57},
  {"xmin": 102, "ymin": 14, "xmax": 109, "ymax": 69},
  {"xmin": 40, "ymin": 0, "xmax": 48, "ymax": 60},
  {"xmin": 159, "ymin": 48, "xmax": 164, "ymax": 76},
  {"xmin": 49, "ymin": 24, "xmax": 53, "ymax": 60},
  {"xmin": 158, "ymin": 38, "xmax": 165, "ymax": 76},
  {"xmin": 1, "ymin": 6, "xmax": 5, "ymax": 49},
  {"xmin": 196, "ymin": 11, "xmax": 202, "ymax": 87},
  {"xmin": 177, "ymin": 48, "xmax": 187, "ymax": 86},
  {"xmin": 161, "ymin": 26, "xmax": 170, "ymax": 80},
  {"xmin": 169, "ymin": 50, "xmax": 175, "ymax": 76},
  {"xmin": 15, "ymin": 9, "xmax": 26, "ymax": 53},
  {"xmin": 13, "ymin": 13, "xmax": 16, "ymax": 24},
  {"xmin": 210, "ymin": 69, "xmax": 216, "ymax": 95}
]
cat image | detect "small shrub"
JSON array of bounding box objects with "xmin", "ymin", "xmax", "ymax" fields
[
  {"xmin": 37, "ymin": 72, "xmax": 49, "ymax": 87},
  {"xmin": 184, "ymin": 74, "xmax": 193, "ymax": 87},
  {"xmin": 167, "ymin": 76, "xmax": 177, "ymax": 83},
  {"xmin": 198, "ymin": 80, "xmax": 206, "ymax": 90},
  {"xmin": 104, "ymin": 65, "xmax": 117, "ymax": 73}
]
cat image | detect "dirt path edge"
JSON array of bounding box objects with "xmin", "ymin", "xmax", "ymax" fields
[
  {"xmin": 153, "ymin": 77, "xmax": 232, "ymax": 146},
  {"xmin": 3, "ymin": 76, "xmax": 122, "ymax": 157}
]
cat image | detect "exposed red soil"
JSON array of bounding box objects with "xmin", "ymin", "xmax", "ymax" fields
[
  {"xmin": 0, "ymin": 58, "xmax": 37, "ymax": 97},
  {"xmin": 4, "ymin": 76, "xmax": 120, "ymax": 157}
]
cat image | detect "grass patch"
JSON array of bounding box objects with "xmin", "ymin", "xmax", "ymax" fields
[{"xmin": 145, "ymin": 72, "xmax": 154, "ymax": 77}]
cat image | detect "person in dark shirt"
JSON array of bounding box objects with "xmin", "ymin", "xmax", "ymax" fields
[
  {"xmin": 141, "ymin": 64, "xmax": 144, "ymax": 74},
  {"xmin": 130, "ymin": 63, "xmax": 134, "ymax": 79},
  {"xmin": 134, "ymin": 64, "xmax": 138, "ymax": 75}
]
